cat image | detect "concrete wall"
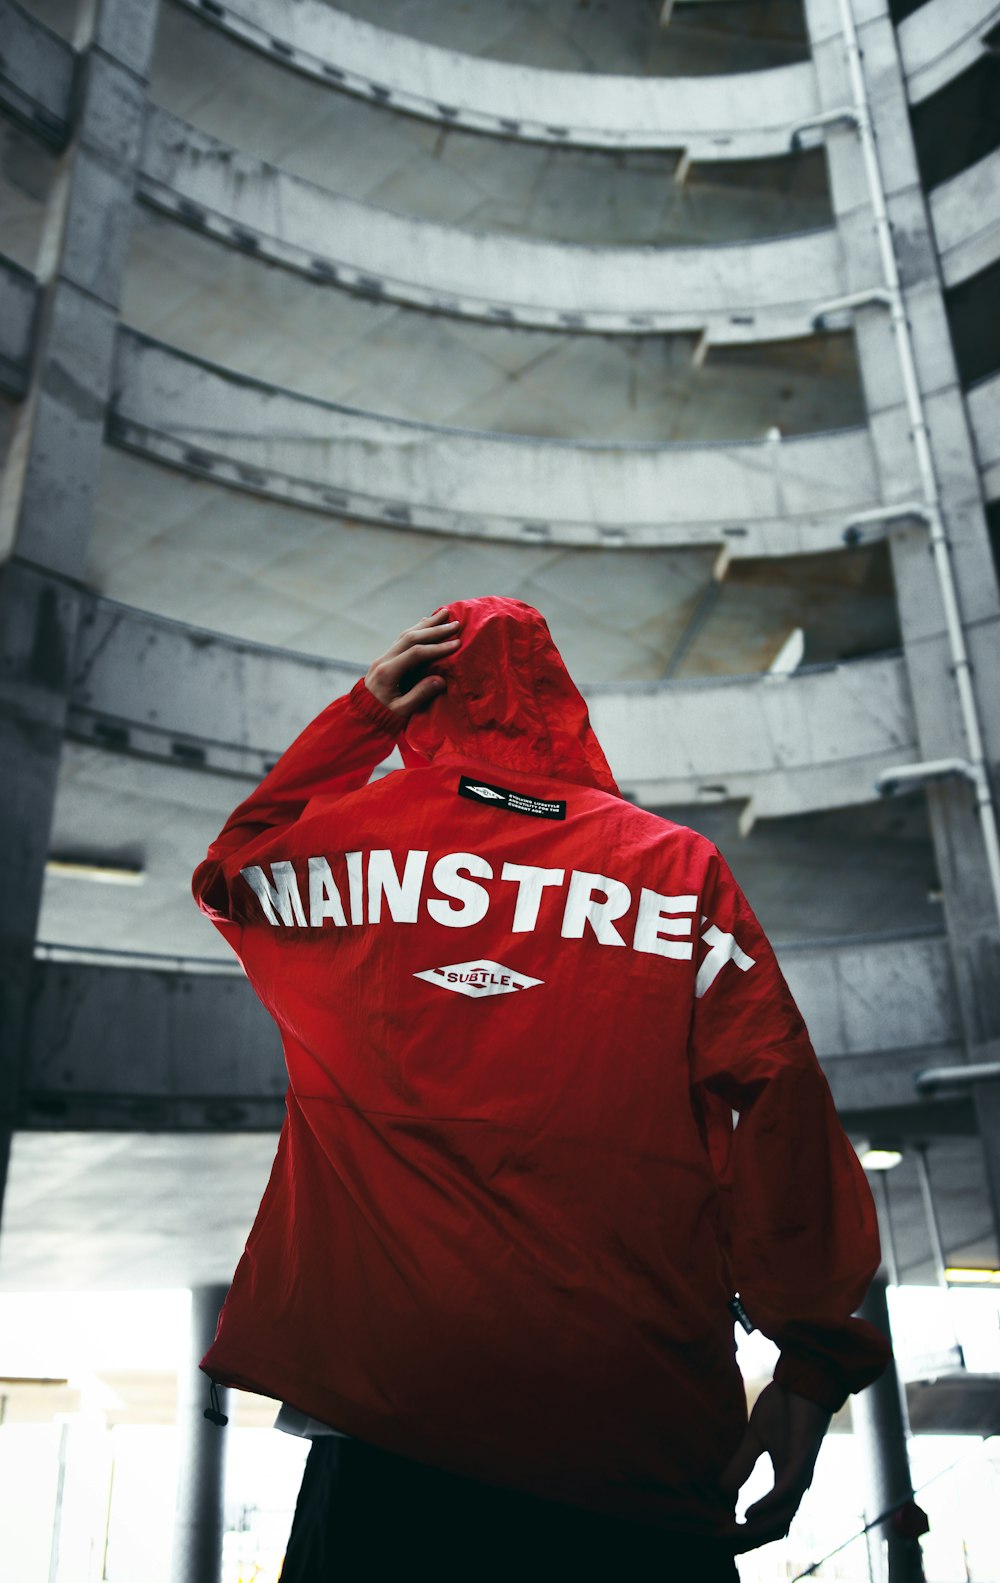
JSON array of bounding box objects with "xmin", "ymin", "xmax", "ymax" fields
[
  {"xmin": 0, "ymin": 256, "xmax": 36, "ymax": 398},
  {"xmin": 968, "ymin": 372, "xmax": 1000, "ymax": 500},
  {"xmin": 0, "ymin": 0, "xmax": 74, "ymax": 147},
  {"xmin": 173, "ymin": 0, "xmax": 819, "ymax": 154},
  {"xmin": 139, "ymin": 105, "xmax": 843, "ymax": 338},
  {"xmin": 19, "ymin": 928, "xmax": 960, "ymax": 1127},
  {"xmin": 67, "ymin": 595, "xmax": 919, "ymax": 818},
  {"xmin": 898, "ymin": 0, "xmax": 1000, "ymax": 105},
  {"xmin": 929, "ymin": 147, "xmax": 1000, "ymax": 287},
  {"xmin": 109, "ymin": 327, "xmax": 883, "ymax": 553}
]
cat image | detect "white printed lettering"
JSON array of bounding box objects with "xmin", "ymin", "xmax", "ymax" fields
[
  {"xmin": 241, "ymin": 861, "xmax": 307, "ymax": 927},
  {"xmin": 308, "ymin": 856, "xmax": 346, "ymax": 927},
  {"xmin": 367, "ymin": 848, "xmax": 428, "ymax": 923},
  {"xmin": 500, "ymin": 862, "xmax": 566, "ymax": 932},
  {"xmin": 560, "ymin": 870, "xmax": 631, "ymax": 945},
  {"xmin": 633, "ymin": 889, "xmax": 697, "ymax": 960},
  {"xmin": 427, "ymin": 852, "xmax": 493, "ymax": 927},
  {"xmin": 345, "ymin": 851, "xmax": 364, "ymax": 926},
  {"xmin": 695, "ymin": 923, "xmax": 755, "ymax": 998}
]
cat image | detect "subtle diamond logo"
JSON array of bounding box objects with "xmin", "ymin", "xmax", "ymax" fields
[{"xmin": 414, "ymin": 959, "xmax": 544, "ymax": 999}]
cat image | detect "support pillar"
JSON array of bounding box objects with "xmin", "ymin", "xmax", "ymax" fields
[
  {"xmin": 0, "ymin": 0, "xmax": 159, "ymax": 1223},
  {"xmin": 172, "ymin": 1285, "xmax": 231, "ymax": 1583},
  {"xmin": 803, "ymin": 0, "xmax": 1000, "ymax": 1259},
  {"xmin": 852, "ymin": 1271, "xmax": 925, "ymax": 1583}
]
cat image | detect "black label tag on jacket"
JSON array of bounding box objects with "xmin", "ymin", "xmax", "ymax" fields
[{"xmin": 458, "ymin": 775, "xmax": 566, "ymax": 820}]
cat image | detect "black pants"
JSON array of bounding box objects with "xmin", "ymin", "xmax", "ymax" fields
[{"xmin": 280, "ymin": 1436, "xmax": 740, "ymax": 1580}]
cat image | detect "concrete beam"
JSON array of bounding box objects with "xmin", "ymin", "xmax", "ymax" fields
[
  {"xmin": 172, "ymin": 0, "xmax": 819, "ymax": 156},
  {"xmin": 0, "ymin": 0, "xmax": 75, "ymax": 148},
  {"xmin": 589, "ymin": 654, "xmax": 918, "ymax": 821},
  {"xmin": 137, "ymin": 106, "xmax": 844, "ymax": 339},
  {"xmin": 66, "ymin": 596, "xmax": 919, "ymax": 819},
  {"xmin": 19, "ymin": 960, "xmax": 284, "ymax": 1131},
  {"xmin": 967, "ymin": 371, "xmax": 1000, "ymax": 502},
  {"xmin": 930, "ymin": 147, "xmax": 1000, "ymax": 288},
  {"xmin": 108, "ymin": 327, "xmax": 884, "ymax": 555},
  {"xmin": 0, "ymin": 254, "xmax": 38, "ymax": 399},
  {"xmin": 898, "ymin": 0, "xmax": 1000, "ymax": 106},
  {"xmin": 18, "ymin": 930, "xmax": 961, "ymax": 1127}
]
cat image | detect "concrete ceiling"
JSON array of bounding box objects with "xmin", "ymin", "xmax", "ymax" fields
[{"xmin": 325, "ymin": 0, "xmax": 810, "ymax": 76}]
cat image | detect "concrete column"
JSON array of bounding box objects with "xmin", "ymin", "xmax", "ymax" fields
[
  {"xmin": 0, "ymin": 0, "xmax": 159, "ymax": 1221},
  {"xmin": 172, "ymin": 1285, "xmax": 231, "ymax": 1583},
  {"xmin": 852, "ymin": 1272, "xmax": 925, "ymax": 1583},
  {"xmin": 803, "ymin": 0, "xmax": 1000, "ymax": 1244}
]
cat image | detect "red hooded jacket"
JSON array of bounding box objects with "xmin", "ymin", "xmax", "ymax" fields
[{"xmin": 193, "ymin": 596, "xmax": 889, "ymax": 1534}]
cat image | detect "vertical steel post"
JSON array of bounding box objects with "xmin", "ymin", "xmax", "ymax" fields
[
  {"xmin": 172, "ymin": 1285, "xmax": 231, "ymax": 1583},
  {"xmin": 852, "ymin": 1271, "xmax": 925, "ymax": 1583}
]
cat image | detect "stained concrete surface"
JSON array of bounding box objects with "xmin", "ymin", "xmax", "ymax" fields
[
  {"xmin": 36, "ymin": 741, "xmax": 942, "ymax": 966},
  {"xmin": 87, "ymin": 449, "xmax": 899, "ymax": 679}
]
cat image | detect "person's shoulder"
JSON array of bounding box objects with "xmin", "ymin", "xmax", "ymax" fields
[{"xmin": 597, "ymin": 794, "xmax": 721, "ymax": 859}]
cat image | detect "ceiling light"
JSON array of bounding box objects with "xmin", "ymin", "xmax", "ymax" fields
[
  {"xmin": 859, "ymin": 1148, "xmax": 904, "ymax": 1171},
  {"xmin": 46, "ymin": 857, "xmax": 145, "ymax": 886},
  {"xmin": 944, "ymin": 1268, "xmax": 1000, "ymax": 1286}
]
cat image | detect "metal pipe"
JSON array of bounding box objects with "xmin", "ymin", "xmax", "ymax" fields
[
  {"xmin": 913, "ymin": 1145, "xmax": 948, "ymax": 1289},
  {"xmin": 871, "ymin": 1170, "xmax": 900, "ymax": 1288},
  {"xmin": 811, "ymin": 286, "xmax": 894, "ymax": 328},
  {"xmin": 172, "ymin": 1286, "xmax": 231, "ymax": 1583},
  {"xmin": 853, "ymin": 1270, "xmax": 925, "ymax": 1583},
  {"xmin": 789, "ymin": 106, "xmax": 860, "ymax": 150},
  {"xmin": 915, "ymin": 1061, "xmax": 1000, "ymax": 1093},
  {"xmin": 834, "ymin": 0, "xmax": 1000, "ymax": 931}
]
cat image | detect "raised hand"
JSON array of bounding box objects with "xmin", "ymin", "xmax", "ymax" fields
[{"xmin": 364, "ymin": 609, "xmax": 461, "ymax": 719}]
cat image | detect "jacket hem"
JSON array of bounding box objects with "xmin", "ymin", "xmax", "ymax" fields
[{"xmin": 200, "ymin": 1342, "xmax": 733, "ymax": 1538}]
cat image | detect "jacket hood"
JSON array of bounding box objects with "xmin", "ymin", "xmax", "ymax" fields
[{"xmin": 401, "ymin": 597, "xmax": 620, "ymax": 797}]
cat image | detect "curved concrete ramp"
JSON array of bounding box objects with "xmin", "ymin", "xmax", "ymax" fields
[
  {"xmin": 173, "ymin": 0, "xmax": 819, "ymax": 155},
  {"xmin": 139, "ymin": 106, "xmax": 841, "ymax": 339},
  {"xmin": 19, "ymin": 928, "xmax": 960, "ymax": 1127},
  {"xmin": 68, "ymin": 598, "xmax": 917, "ymax": 820},
  {"xmin": 109, "ymin": 328, "xmax": 883, "ymax": 555}
]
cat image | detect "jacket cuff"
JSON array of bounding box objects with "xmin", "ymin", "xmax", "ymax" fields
[
  {"xmin": 348, "ymin": 676, "xmax": 405, "ymax": 737},
  {"xmin": 773, "ymin": 1350, "xmax": 849, "ymax": 1414}
]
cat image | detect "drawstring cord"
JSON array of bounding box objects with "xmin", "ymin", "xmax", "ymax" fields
[{"xmin": 204, "ymin": 1379, "xmax": 229, "ymax": 1427}]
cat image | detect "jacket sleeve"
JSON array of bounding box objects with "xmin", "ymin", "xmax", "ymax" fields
[
  {"xmin": 689, "ymin": 844, "xmax": 891, "ymax": 1412},
  {"xmin": 192, "ymin": 678, "xmax": 403, "ymax": 927}
]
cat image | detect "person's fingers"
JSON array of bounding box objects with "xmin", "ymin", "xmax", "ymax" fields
[
  {"xmin": 718, "ymin": 1426, "xmax": 764, "ymax": 1497},
  {"xmin": 365, "ymin": 613, "xmax": 460, "ymax": 706},
  {"xmin": 389, "ymin": 673, "xmax": 446, "ymax": 717},
  {"xmin": 387, "ymin": 615, "xmax": 458, "ymax": 655},
  {"xmin": 731, "ymin": 1502, "xmax": 799, "ymax": 1553},
  {"xmin": 731, "ymin": 1474, "xmax": 811, "ymax": 1553},
  {"xmin": 380, "ymin": 636, "xmax": 460, "ymax": 684}
]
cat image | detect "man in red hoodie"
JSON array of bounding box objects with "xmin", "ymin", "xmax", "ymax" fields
[{"xmin": 193, "ymin": 599, "xmax": 889, "ymax": 1578}]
